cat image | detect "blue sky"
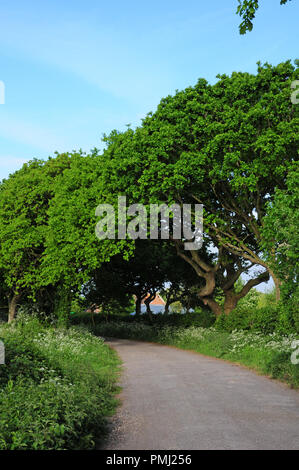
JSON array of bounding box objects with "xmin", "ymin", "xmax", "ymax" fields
[{"xmin": 0, "ymin": 0, "xmax": 298, "ymax": 181}]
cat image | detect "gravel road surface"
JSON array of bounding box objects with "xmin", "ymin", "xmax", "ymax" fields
[{"xmin": 101, "ymin": 338, "xmax": 299, "ymax": 450}]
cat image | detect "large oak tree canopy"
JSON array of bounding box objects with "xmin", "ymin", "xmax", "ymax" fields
[
  {"xmin": 0, "ymin": 154, "xmax": 73, "ymax": 322},
  {"xmin": 0, "ymin": 61, "xmax": 297, "ymax": 320},
  {"xmin": 99, "ymin": 61, "xmax": 298, "ymax": 315}
]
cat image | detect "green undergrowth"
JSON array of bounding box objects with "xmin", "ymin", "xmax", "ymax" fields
[{"xmin": 0, "ymin": 314, "xmax": 120, "ymax": 450}]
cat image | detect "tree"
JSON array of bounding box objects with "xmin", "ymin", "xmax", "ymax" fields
[
  {"xmin": 262, "ymin": 162, "xmax": 299, "ymax": 298},
  {"xmin": 236, "ymin": 0, "xmax": 292, "ymax": 34},
  {"xmin": 43, "ymin": 150, "xmax": 134, "ymax": 303},
  {"xmin": 0, "ymin": 155, "xmax": 72, "ymax": 322},
  {"xmin": 99, "ymin": 61, "xmax": 298, "ymax": 315},
  {"xmin": 233, "ymin": 278, "xmax": 261, "ymax": 310},
  {"xmin": 85, "ymin": 240, "xmax": 176, "ymax": 316},
  {"xmin": 83, "ymin": 265, "xmax": 133, "ymax": 314},
  {"xmin": 160, "ymin": 250, "xmax": 206, "ymax": 314}
]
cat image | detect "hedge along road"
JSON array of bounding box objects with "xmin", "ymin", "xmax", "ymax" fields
[{"xmin": 100, "ymin": 338, "xmax": 299, "ymax": 450}]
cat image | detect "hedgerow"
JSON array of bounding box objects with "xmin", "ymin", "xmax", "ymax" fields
[{"xmin": 0, "ymin": 314, "xmax": 120, "ymax": 450}]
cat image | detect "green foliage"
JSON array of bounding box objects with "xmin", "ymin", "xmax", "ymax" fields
[
  {"xmin": 237, "ymin": 0, "xmax": 292, "ymax": 34},
  {"xmin": 215, "ymin": 301, "xmax": 299, "ymax": 335},
  {"xmin": 71, "ymin": 310, "xmax": 216, "ymax": 329},
  {"xmin": 99, "ymin": 61, "xmax": 299, "ymax": 313},
  {"xmin": 215, "ymin": 308, "xmax": 253, "ymax": 332},
  {"xmin": 247, "ymin": 306, "xmax": 279, "ymax": 334},
  {"xmin": 0, "ymin": 315, "xmax": 119, "ymax": 449},
  {"xmin": 43, "ymin": 151, "xmax": 133, "ymax": 292},
  {"xmin": 0, "ymin": 61, "xmax": 298, "ymax": 325},
  {"xmin": 262, "ymin": 163, "xmax": 299, "ymax": 297},
  {"xmin": 264, "ymin": 351, "xmax": 299, "ymax": 384},
  {"xmin": 54, "ymin": 286, "xmax": 71, "ymax": 328},
  {"xmin": 277, "ymin": 290, "xmax": 299, "ymax": 334},
  {"xmin": 0, "ymin": 155, "xmax": 73, "ymax": 316},
  {"xmin": 235, "ymin": 283, "xmax": 261, "ymax": 310},
  {"xmin": 70, "ymin": 296, "xmax": 86, "ymax": 316},
  {"xmin": 257, "ymin": 289, "xmax": 277, "ymax": 308},
  {"xmin": 83, "ymin": 241, "xmax": 177, "ymax": 313}
]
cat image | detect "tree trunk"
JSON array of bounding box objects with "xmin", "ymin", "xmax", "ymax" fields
[
  {"xmin": 202, "ymin": 297, "xmax": 222, "ymax": 316},
  {"xmin": 145, "ymin": 302, "xmax": 151, "ymax": 314},
  {"xmin": 268, "ymin": 269, "xmax": 281, "ymax": 301},
  {"xmin": 144, "ymin": 296, "xmax": 153, "ymax": 315},
  {"xmin": 223, "ymin": 291, "xmax": 239, "ymax": 315},
  {"xmin": 221, "ymin": 270, "xmax": 271, "ymax": 315},
  {"xmin": 135, "ymin": 295, "xmax": 141, "ymax": 315},
  {"xmin": 199, "ymin": 271, "xmax": 216, "ymax": 298},
  {"xmin": 144, "ymin": 299, "xmax": 153, "ymax": 322},
  {"xmin": 144, "ymin": 292, "xmax": 155, "ymax": 321},
  {"xmin": 8, "ymin": 293, "xmax": 21, "ymax": 323},
  {"xmin": 146, "ymin": 304, "xmax": 153, "ymax": 322},
  {"xmin": 164, "ymin": 292, "xmax": 171, "ymax": 315}
]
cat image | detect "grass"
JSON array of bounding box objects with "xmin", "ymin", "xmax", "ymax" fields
[
  {"xmin": 91, "ymin": 320, "xmax": 299, "ymax": 388},
  {"xmin": 0, "ymin": 313, "xmax": 120, "ymax": 450}
]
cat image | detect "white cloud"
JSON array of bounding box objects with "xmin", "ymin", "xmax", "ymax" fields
[{"xmin": 0, "ymin": 11, "xmax": 171, "ymax": 106}]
